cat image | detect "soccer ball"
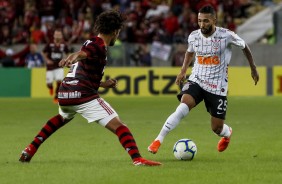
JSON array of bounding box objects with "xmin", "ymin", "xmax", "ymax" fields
[{"xmin": 173, "ymin": 139, "xmax": 197, "ymax": 161}]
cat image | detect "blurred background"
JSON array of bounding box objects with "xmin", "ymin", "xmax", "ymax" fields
[{"xmin": 0, "ymin": 0, "xmax": 281, "ymax": 97}]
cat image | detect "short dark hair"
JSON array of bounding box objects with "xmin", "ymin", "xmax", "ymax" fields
[
  {"xmin": 94, "ymin": 10, "xmax": 126, "ymax": 35},
  {"xmin": 199, "ymin": 5, "xmax": 216, "ymax": 16}
]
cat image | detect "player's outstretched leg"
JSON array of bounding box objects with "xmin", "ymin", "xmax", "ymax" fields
[
  {"xmin": 148, "ymin": 103, "xmax": 189, "ymax": 154},
  {"xmin": 115, "ymin": 125, "xmax": 161, "ymax": 166},
  {"xmin": 217, "ymin": 126, "xmax": 232, "ymax": 152},
  {"xmin": 19, "ymin": 114, "xmax": 69, "ymax": 162}
]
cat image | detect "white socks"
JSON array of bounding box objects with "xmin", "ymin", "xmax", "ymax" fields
[
  {"xmin": 155, "ymin": 103, "xmax": 231, "ymax": 143},
  {"xmin": 156, "ymin": 103, "xmax": 189, "ymax": 143},
  {"xmin": 219, "ymin": 124, "xmax": 232, "ymax": 138}
]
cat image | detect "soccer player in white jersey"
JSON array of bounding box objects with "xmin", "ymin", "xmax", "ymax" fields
[{"xmin": 148, "ymin": 5, "xmax": 259, "ymax": 154}]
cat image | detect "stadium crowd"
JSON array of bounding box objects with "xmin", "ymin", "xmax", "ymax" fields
[{"xmin": 0, "ymin": 0, "xmax": 276, "ymax": 67}]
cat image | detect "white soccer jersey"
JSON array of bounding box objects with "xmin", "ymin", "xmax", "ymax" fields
[{"xmin": 187, "ymin": 27, "xmax": 245, "ymax": 96}]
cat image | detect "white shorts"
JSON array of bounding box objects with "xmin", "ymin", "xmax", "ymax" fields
[
  {"xmin": 46, "ymin": 68, "xmax": 64, "ymax": 84},
  {"xmin": 58, "ymin": 98, "xmax": 118, "ymax": 127}
]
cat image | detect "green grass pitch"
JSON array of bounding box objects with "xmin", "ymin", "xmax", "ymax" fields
[{"xmin": 0, "ymin": 96, "xmax": 281, "ymax": 184}]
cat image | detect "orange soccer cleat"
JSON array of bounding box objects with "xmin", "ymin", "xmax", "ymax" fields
[
  {"xmin": 217, "ymin": 127, "xmax": 232, "ymax": 152},
  {"xmin": 148, "ymin": 140, "xmax": 161, "ymax": 154},
  {"xmin": 133, "ymin": 157, "xmax": 162, "ymax": 166}
]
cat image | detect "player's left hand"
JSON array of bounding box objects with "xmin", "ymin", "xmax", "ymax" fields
[
  {"xmin": 101, "ymin": 79, "xmax": 117, "ymax": 88},
  {"xmin": 251, "ymin": 68, "xmax": 259, "ymax": 85}
]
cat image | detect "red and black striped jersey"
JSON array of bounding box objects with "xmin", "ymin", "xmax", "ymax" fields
[
  {"xmin": 58, "ymin": 36, "xmax": 107, "ymax": 106},
  {"xmin": 43, "ymin": 42, "xmax": 69, "ymax": 70}
]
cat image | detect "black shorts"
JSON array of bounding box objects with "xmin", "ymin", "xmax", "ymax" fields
[{"xmin": 177, "ymin": 81, "xmax": 227, "ymax": 119}]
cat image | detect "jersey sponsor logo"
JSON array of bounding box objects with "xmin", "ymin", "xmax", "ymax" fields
[
  {"xmin": 65, "ymin": 80, "xmax": 79, "ymax": 85},
  {"xmin": 51, "ymin": 52, "xmax": 63, "ymax": 60},
  {"xmin": 203, "ymin": 80, "xmax": 217, "ymax": 89},
  {"xmin": 197, "ymin": 55, "xmax": 220, "ymax": 65},
  {"xmin": 197, "ymin": 51, "xmax": 218, "ymax": 55},
  {"xmin": 58, "ymin": 91, "xmax": 81, "ymax": 99},
  {"xmin": 195, "ymin": 75, "xmax": 218, "ymax": 89}
]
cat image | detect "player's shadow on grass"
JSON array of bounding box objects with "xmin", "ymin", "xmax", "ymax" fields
[
  {"xmin": 156, "ymin": 157, "xmax": 222, "ymax": 164},
  {"xmin": 27, "ymin": 157, "xmax": 129, "ymax": 166}
]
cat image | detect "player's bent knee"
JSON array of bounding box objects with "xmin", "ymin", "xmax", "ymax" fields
[{"xmin": 105, "ymin": 116, "xmax": 123, "ymax": 132}]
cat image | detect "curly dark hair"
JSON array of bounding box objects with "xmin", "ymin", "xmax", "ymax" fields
[
  {"xmin": 94, "ymin": 10, "xmax": 126, "ymax": 35},
  {"xmin": 199, "ymin": 5, "xmax": 216, "ymax": 16}
]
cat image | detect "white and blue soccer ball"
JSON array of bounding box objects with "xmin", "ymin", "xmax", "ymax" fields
[{"xmin": 173, "ymin": 138, "xmax": 197, "ymax": 161}]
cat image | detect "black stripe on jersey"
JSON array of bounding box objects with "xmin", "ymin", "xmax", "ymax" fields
[
  {"xmin": 84, "ymin": 46, "xmax": 96, "ymax": 56},
  {"xmin": 83, "ymin": 39, "xmax": 105, "ymax": 58}
]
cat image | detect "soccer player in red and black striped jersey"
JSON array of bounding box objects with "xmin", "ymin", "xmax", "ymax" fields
[
  {"xmin": 42, "ymin": 29, "xmax": 69, "ymax": 103},
  {"xmin": 19, "ymin": 10, "xmax": 161, "ymax": 166}
]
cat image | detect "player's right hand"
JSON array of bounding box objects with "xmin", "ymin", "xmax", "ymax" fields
[
  {"xmin": 175, "ymin": 72, "xmax": 186, "ymax": 85},
  {"xmin": 251, "ymin": 68, "xmax": 259, "ymax": 85}
]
